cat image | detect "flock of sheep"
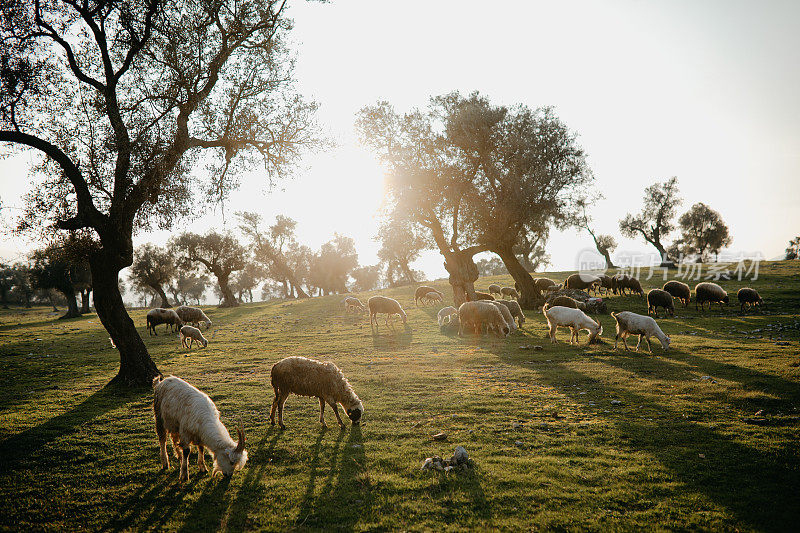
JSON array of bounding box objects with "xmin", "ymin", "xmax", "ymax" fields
[{"xmin": 143, "ymin": 271, "xmax": 764, "ymax": 484}]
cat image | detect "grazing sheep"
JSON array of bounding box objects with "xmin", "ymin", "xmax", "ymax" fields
[
  {"xmin": 152, "ymin": 375, "xmax": 247, "ymax": 482},
  {"xmin": 544, "ymin": 295, "xmax": 587, "ymax": 311},
  {"xmin": 695, "ymin": 282, "xmax": 729, "ymax": 311},
  {"xmin": 490, "ymin": 301, "xmax": 517, "ymax": 333},
  {"xmin": 180, "ymin": 325, "xmax": 209, "ymax": 349},
  {"xmin": 368, "ymin": 296, "xmax": 407, "ymax": 326},
  {"xmin": 175, "ymin": 305, "xmax": 212, "ymax": 329},
  {"xmin": 495, "ymin": 299, "xmax": 526, "ymax": 328},
  {"xmin": 737, "ymin": 287, "xmax": 764, "ymax": 312},
  {"xmin": 647, "ymin": 289, "xmax": 675, "ymax": 317},
  {"xmin": 597, "ymin": 275, "xmax": 615, "ymax": 295},
  {"xmin": 612, "ymin": 274, "xmax": 631, "ymax": 295},
  {"xmin": 662, "ymin": 280, "xmax": 691, "ymax": 307},
  {"xmin": 488, "ymin": 284, "xmax": 502, "ymax": 297},
  {"xmin": 437, "ymin": 306, "xmax": 459, "ymax": 327},
  {"xmin": 471, "ymin": 291, "xmax": 496, "ymax": 301},
  {"xmin": 564, "ymin": 273, "xmax": 600, "ymax": 292},
  {"xmin": 620, "ymin": 276, "xmax": 645, "ymax": 298},
  {"xmin": 542, "ymin": 305, "xmax": 602, "ymax": 345},
  {"xmin": 343, "ymin": 296, "xmax": 366, "ymax": 313},
  {"xmin": 147, "ymin": 308, "xmax": 183, "ymax": 336},
  {"xmin": 534, "ymin": 278, "xmax": 557, "ymax": 292},
  {"xmin": 422, "ymin": 291, "xmax": 443, "ymax": 305},
  {"xmin": 500, "ymin": 287, "xmax": 519, "ymax": 299},
  {"xmin": 269, "ymin": 356, "xmax": 363, "ymax": 429},
  {"xmin": 458, "ymin": 301, "xmax": 510, "ymax": 338},
  {"xmin": 611, "ymin": 311, "xmax": 670, "ymax": 353},
  {"xmin": 415, "ymin": 286, "xmax": 443, "ymax": 306}
]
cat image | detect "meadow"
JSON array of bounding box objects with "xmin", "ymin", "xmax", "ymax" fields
[{"xmin": 1, "ymin": 262, "xmax": 799, "ymax": 532}]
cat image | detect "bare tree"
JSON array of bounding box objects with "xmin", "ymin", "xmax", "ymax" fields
[
  {"xmin": 171, "ymin": 231, "xmax": 246, "ymax": 307},
  {"xmin": 0, "ymin": 0, "xmax": 320, "ymax": 385},
  {"xmin": 129, "ymin": 243, "xmax": 174, "ymax": 307},
  {"xmin": 619, "ymin": 177, "xmax": 682, "ymax": 264},
  {"xmin": 579, "ymin": 204, "xmax": 617, "ymax": 268},
  {"xmin": 513, "ymin": 229, "xmax": 551, "ymax": 273}
]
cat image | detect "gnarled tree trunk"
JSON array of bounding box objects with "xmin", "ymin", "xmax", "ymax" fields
[
  {"xmin": 494, "ymin": 245, "xmax": 544, "ymax": 310},
  {"xmin": 443, "ymin": 250, "xmax": 479, "ymax": 307},
  {"xmin": 216, "ymin": 273, "xmax": 239, "ymax": 308},
  {"xmin": 149, "ymin": 284, "xmax": 170, "ymax": 308},
  {"xmin": 58, "ymin": 287, "xmax": 82, "ymax": 319},
  {"xmin": 90, "ymin": 251, "xmax": 159, "ymax": 387},
  {"xmin": 80, "ymin": 289, "xmax": 92, "ymax": 313}
]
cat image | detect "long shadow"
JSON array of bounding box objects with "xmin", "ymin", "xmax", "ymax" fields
[
  {"xmin": 371, "ymin": 323, "xmax": 413, "ymax": 351},
  {"xmin": 494, "ymin": 349, "xmax": 800, "ymax": 532},
  {"xmin": 294, "ymin": 428, "xmax": 345, "ymax": 527},
  {"xmin": 0, "ymin": 384, "xmax": 142, "ymax": 475},
  {"xmin": 175, "ymin": 475, "xmax": 232, "ymax": 533},
  {"xmin": 102, "ymin": 470, "xmax": 174, "ymax": 531}
]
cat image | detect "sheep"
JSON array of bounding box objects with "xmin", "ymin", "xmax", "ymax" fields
[
  {"xmin": 597, "ymin": 275, "xmax": 615, "ymax": 296},
  {"xmin": 695, "ymin": 282, "xmax": 729, "ymax": 311},
  {"xmin": 458, "ymin": 301, "xmax": 509, "ymax": 338},
  {"xmin": 422, "ymin": 291, "xmax": 443, "ymax": 305},
  {"xmin": 542, "ymin": 305, "xmax": 602, "ymax": 345},
  {"xmin": 495, "ymin": 299, "xmax": 526, "ymax": 328},
  {"xmin": 269, "ymin": 356, "xmax": 363, "ymax": 429},
  {"xmin": 490, "ymin": 301, "xmax": 517, "ymax": 333},
  {"xmin": 737, "ymin": 287, "xmax": 764, "ymax": 312},
  {"xmin": 368, "ymin": 296, "xmax": 407, "ymax": 326},
  {"xmin": 544, "ymin": 295, "xmax": 587, "ymax": 311},
  {"xmin": 612, "ymin": 274, "xmax": 630, "ymax": 295},
  {"xmin": 175, "ymin": 305, "xmax": 212, "ymax": 329},
  {"xmin": 534, "ymin": 278, "xmax": 557, "ymax": 292},
  {"xmin": 147, "ymin": 308, "xmax": 183, "ymax": 336},
  {"xmin": 471, "ymin": 291, "xmax": 496, "ymax": 301},
  {"xmin": 564, "ymin": 273, "xmax": 600, "ymax": 292},
  {"xmin": 500, "ymin": 287, "xmax": 519, "ymax": 300},
  {"xmin": 180, "ymin": 325, "xmax": 208, "ymax": 349},
  {"xmin": 620, "ymin": 276, "xmax": 645, "ymax": 298},
  {"xmin": 152, "ymin": 375, "xmax": 247, "ymax": 482},
  {"xmin": 437, "ymin": 306, "xmax": 459, "ymax": 327},
  {"xmin": 647, "ymin": 289, "xmax": 675, "ymax": 318},
  {"xmin": 488, "ymin": 283, "xmax": 502, "ymax": 297},
  {"xmin": 611, "ymin": 311, "xmax": 670, "ymax": 353},
  {"xmin": 662, "ymin": 280, "xmax": 691, "ymax": 307},
  {"xmin": 415, "ymin": 286, "xmax": 443, "ymax": 306},
  {"xmin": 343, "ymin": 296, "xmax": 366, "ymax": 313}
]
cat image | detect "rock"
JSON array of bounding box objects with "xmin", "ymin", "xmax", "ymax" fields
[
  {"xmin": 432, "ymin": 432, "xmax": 448, "ymax": 441},
  {"xmin": 444, "ymin": 466, "xmax": 454, "ymax": 472},
  {"xmin": 610, "ymin": 400, "xmax": 623, "ymax": 405},
  {"xmin": 350, "ymin": 444, "xmax": 363, "ymax": 449},
  {"xmin": 515, "ymin": 440, "xmax": 524, "ymax": 447},
  {"xmin": 700, "ymin": 376, "xmax": 713, "ymax": 380},
  {"xmin": 452, "ymin": 446, "xmax": 468, "ymax": 464},
  {"xmin": 512, "ymin": 421, "xmax": 522, "ymax": 429},
  {"xmin": 533, "ymin": 346, "xmax": 544, "ymax": 351}
]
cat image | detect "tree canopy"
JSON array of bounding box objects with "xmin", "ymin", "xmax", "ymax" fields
[
  {"xmin": 670, "ymin": 202, "xmax": 732, "ymax": 262},
  {"xmin": 129, "ymin": 243, "xmax": 174, "ymax": 307},
  {"xmin": 619, "ymin": 177, "xmax": 682, "ymax": 264},
  {"xmin": 171, "ymin": 231, "xmax": 247, "ymax": 308}
]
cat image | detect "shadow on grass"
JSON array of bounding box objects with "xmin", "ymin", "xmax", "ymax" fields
[
  {"xmin": 371, "ymin": 323, "xmax": 413, "ymax": 350},
  {"xmin": 0, "ymin": 383, "xmax": 143, "ymax": 475}
]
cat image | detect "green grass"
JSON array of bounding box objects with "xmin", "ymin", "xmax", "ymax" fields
[{"xmin": 1, "ymin": 261, "xmax": 799, "ymax": 531}]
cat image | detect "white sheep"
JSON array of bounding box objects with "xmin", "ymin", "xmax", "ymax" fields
[
  {"xmin": 490, "ymin": 301, "xmax": 517, "ymax": 333},
  {"xmin": 146, "ymin": 308, "xmax": 183, "ymax": 336},
  {"xmin": 152, "ymin": 375, "xmax": 247, "ymax": 482},
  {"xmin": 180, "ymin": 325, "xmax": 208, "ymax": 349},
  {"xmin": 175, "ymin": 305, "xmax": 212, "ymax": 329},
  {"xmin": 342, "ymin": 296, "xmax": 366, "ymax": 313},
  {"xmin": 368, "ymin": 296, "xmax": 407, "ymax": 326},
  {"xmin": 437, "ymin": 306, "xmax": 459, "ymax": 326},
  {"xmin": 542, "ymin": 305, "xmax": 602, "ymax": 345},
  {"xmin": 269, "ymin": 356, "xmax": 363, "ymax": 429},
  {"xmin": 488, "ymin": 283, "xmax": 502, "ymax": 297},
  {"xmin": 611, "ymin": 311, "xmax": 670, "ymax": 353},
  {"xmin": 495, "ymin": 299, "xmax": 526, "ymax": 328},
  {"xmin": 458, "ymin": 301, "xmax": 509, "ymax": 338},
  {"xmin": 422, "ymin": 291, "xmax": 443, "ymax": 305},
  {"xmin": 500, "ymin": 287, "xmax": 519, "ymax": 299}
]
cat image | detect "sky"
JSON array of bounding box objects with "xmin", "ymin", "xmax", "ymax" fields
[{"xmin": 1, "ymin": 0, "xmax": 798, "ymax": 284}]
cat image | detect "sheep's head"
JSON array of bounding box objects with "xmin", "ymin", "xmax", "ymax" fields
[
  {"xmin": 213, "ymin": 424, "xmax": 248, "ymax": 477},
  {"xmin": 347, "ymin": 403, "xmax": 363, "ymax": 425},
  {"xmin": 201, "ymin": 338, "xmax": 209, "ymax": 348},
  {"xmin": 722, "ymin": 295, "xmax": 730, "ymax": 304},
  {"xmin": 660, "ymin": 335, "xmax": 671, "ymax": 351}
]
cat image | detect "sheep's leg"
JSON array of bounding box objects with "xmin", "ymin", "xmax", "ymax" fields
[
  {"xmin": 179, "ymin": 443, "xmax": 190, "ymax": 483},
  {"xmin": 318, "ymin": 397, "xmax": 328, "ymax": 428},
  {"xmin": 170, "ymin": 435, "xmax": 181, "ymax": 459},
  {"xmin": 635, "ymin": 335, "xmax": 643, "ymax": 352},
  {"xmin": 155, "ymin": 413, "xmax": 169, "ymax": 469},
  {"xmin": 277, "ymin": 394, "xmax": 288, "ymax": 429},
  {"xmin": 197, "ymin": 445, "xmax": 207, "ymax": 472},
  {"xmin": 622, "ymin": 334, "xmax": 630, "ymax": 351},
  {"xmin": 269, "ymin": 390, "xmax": 279, "ymax": 425},
  {"xmin": 645, "ymin": 335, "xmax": 652, "ymax": 354},
  {"xmin": 330, "ymin": 401, "xmax": 346, "ymax": 429}
]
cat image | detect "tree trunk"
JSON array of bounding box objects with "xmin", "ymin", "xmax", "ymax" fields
[
  {"xmin": 80, "ymin": 288, "xmax": 92, "ymax": 313},
  {"xmin": 600, "ymin": 249, "xmax": 615, "ymax": 269},
  {"xmin": 443, "ymin": 250, "xmax": 479, "ymax": 307},
  {"xmin": 48, "ymin": 291, "xmax": 58, "ymax": 311},
  {"xmin": 652, "ymin": 240, "xmax": 671, "ymax": 265},
  {"xmin": 216, "ymin": 273, "xmax": 239, "ymax": 307},
  {"xmin": 399, "ymin": 260, "xmax": 416, "ymax": 284},
  {"xmin": 495, "ymin": 245, "xmax": 543, "ymax": 309},
  {"xmin": 90, "ymin": 252, "xmax": 160, "ymax": 387},
  {"xmin": 58, "ymin": 287, "xmax": 82, "ymax": 319},
  {"xmin": 150, "ymin": 284, "xmax": 170, "ymax": 308}
]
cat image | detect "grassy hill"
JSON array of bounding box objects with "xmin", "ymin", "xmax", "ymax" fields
[{"xmin": 1, "ymin": 261, "xmax": 799, "ymax": 531}]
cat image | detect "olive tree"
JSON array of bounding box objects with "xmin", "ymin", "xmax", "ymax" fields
[
  {"xmin": 670, "ymin": 202, "xmax": 732, "ymax": 262},
  {"xmin": 129, "ymin": 243, "xmax": 174, "ymax": 307},
  {"xmin": 0, "ymin": 0, "xmax": 320, "ymax": 385},
  {"xmin": 171, "ymin": 231, "xmax": 247, "ymax": 308},
  {"xmin": 619, "ymin": 177, "xmax": 682, "ymax": 264}
]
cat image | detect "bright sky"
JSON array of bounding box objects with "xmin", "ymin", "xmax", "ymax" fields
[{"xmin": 1, "ymin": 0, "xmax": 798, "ymax": 281}]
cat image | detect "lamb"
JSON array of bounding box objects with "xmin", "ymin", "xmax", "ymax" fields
[
  {"xmin": 147, "ymin": 308, "xmax": 183, "ymax": 336},
  {"xmin": 737, "ymin": 287, "xmax": 764, "ymax": 312},
  {"xmin": 471, "ymin": 291, "xmax": 496, "ymax": 301},
  {"xmin": 647, "ymin": 289, "xmax": 675, "ymax": 318},
  {"xmin": 490, "ymin": 301, "xmax": 517, "ymax": 333},
  {"xmin": 180, "ymin": 325, "xmax": 209, "ymax": 349},
  {"xmin": 488, "ymin": 283, "xmax": 503, "ymax": 297},
  {"xmin": 500, "ymin": 287, "xmax": 519, "ymax": 299},
  {"xmin": 620, "ymin": 276, "xmax": 644, "ymax": 297},
  {"xmin": 437, "ymin": 306, "xmax": 459, "ymax": 327},
  {"xmin": 343, "ymin": 296, "xmax": 366, "ymax": 313},
  {"xmin": 694, "ymin": 282, "xmax": 729, "ymax": 311},
  {"xmin": 542, "ymin": 305, "xmax": 602, "ymax": 345},
  {"xmin": 534, "ymin": 278, "xmax": 557, "ymax": 292},
  {"xmin": 564, "ymin": 273, "xmax": 600, "ymax": 292},
  {"xmin": 368, "ymin": 296, "xmax": 407, "ymax": 326},
  {"xmin": 544, "ymin": 295, "xmax": 587, "ymax": 311},
  {"xmin": 269, "ymin": 356, "xmax": 363, "ymax": 429},
  {"xmin": 495, "ymin": 299, "xmax": 526, "ymax": 328},
  {"xmin": 415, "ymin": 286, "xmax": 443, "ymax": 306},
  {"xmin": 422, "ymin": 291, "xmax": 443, "ymax": 305},
  {"xmin": 662, "ymin": 280, "xmax": 691, "ymax": 307},
  {"xmin": 175, "ymin": 305, "xmax": 212, "ymax": 329},
  {"xmin": 458, "ymin": 301, "xmax": 510, "ymax": 338},
  {"xmin": 611, "ymin": 311, "xmax": 670, "ymax": 353},
  {"xmin": 152, "ymin": 375, "xmax": 247, "ymax": 482}
]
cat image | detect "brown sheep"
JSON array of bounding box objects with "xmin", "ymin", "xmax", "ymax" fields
[
  {"xmin": 647, "ymin": 289, "xmax": 675, "ymax": 317},
  {"xmin": 500, "ymin": 287, "xmax": 519, "ymax": 299},
  {"xmin": 564, "ymin": 273, "xmax": 600, "ymax": 291},
  {"xmin": 146, "ymin": 308, "xmax": 183, "ymax": 336},
  {"xmin": 737, "ymin": 287, "xmax": 764, "ymax": 313},
  {"xmin": 534, "ymin": 278, "xmax": 558, "ymax": 292},
  {"xmin": 415, "ymin": 286, "xmax": 443, "ymax": 306},
  {"xmin": 544, "ymin": 295, "xmax": 586, "ymax": 311},
  {"xmin": 695, "ymin": 282, "xmax": 729, "ymax": 311},
  {"xmin": 470, "ymin": 291, "xmax": 496, "ymax": 301},
  {"xmin": 662, "ymin": 280, "xmax": 691, "ymax": 307}
]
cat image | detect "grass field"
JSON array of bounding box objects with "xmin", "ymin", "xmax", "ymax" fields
[{"xmin": 1, "ymin": 261, "xmax": 799, "ymax": 531}]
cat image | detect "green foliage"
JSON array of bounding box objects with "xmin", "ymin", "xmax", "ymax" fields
[
  {"xmin": 785, "ymin": 236, "xmax": 799, "ymax": 260},
  {"xmin": 619, "ymin": 177, "xmax": 682, "ymax": 261},
  {"xmin": 1, "ymin": 262, "xmax": 799, "ymax": 530},
  {"xmin": 670, "ymin": 203, "xmax": 732, "ymax": 262}
]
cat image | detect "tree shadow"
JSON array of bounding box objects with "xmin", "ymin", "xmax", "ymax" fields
[
  {"xmin": 102, "ymin": 470, "xmax": 175, "ymax": 531},
  {"xmin": 0, "ymin": 383, "xmax": 142, "ymax": 475}
]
